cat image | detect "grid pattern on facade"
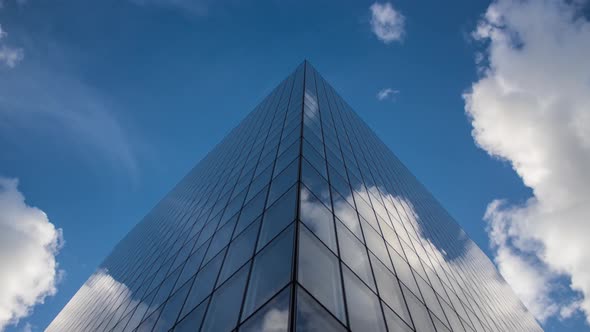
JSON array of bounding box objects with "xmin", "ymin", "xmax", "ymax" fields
[{"xmin": 47, "ymin": 62, "xmax": 543, "ymax": 332}]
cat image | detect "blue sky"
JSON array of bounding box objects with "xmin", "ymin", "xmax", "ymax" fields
[{"xmin": 0, "ymin": 0, "xmax": 589, "ymax": 331}]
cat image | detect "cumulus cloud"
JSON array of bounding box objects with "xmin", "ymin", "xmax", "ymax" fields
[
  {"xmin": 464, "ymin": 0, "xmax": 590, "ymax": 324},
  {"xmin": 376, "ymin": 87, "xmax": 399, "ymax": 101},
  {"xmin": 369, "ymin": 2, "xmax": 405, "ymax": 44},
  {"xmin": 0, "ymin": 177, "xmax": 63, "ymax": 331}
]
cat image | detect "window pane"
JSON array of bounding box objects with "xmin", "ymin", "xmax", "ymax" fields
[
  {"xmin": 152, "ymin": 281, "xmax": 191, "ymax": 331},
  {"xmin": 333, "ymin": 195, "xmax": 362, "ymax": 240},
  {"xmin": 299, "ymin": 186, "xmax": 337, "ymax": 253},
  {"xmin": 200, "ymin": 264, "xmax": 249, "ymax": 332},
  {"xmin": 297, "ymin": 225, "xmax": 345, "ymax": 323},
  {"xmin": 336, "ymin": 221, "xmax": 375, "ymax": 290},
  {"xmin": 362, "ymin": 221, "xmax": 392, "ymax": 272},
  {"xmin": 268, "ymin": 158, "xmax": 298, "ymax": 205},
  {"xmin": 296, "ymin": 286, "xmax": 346, "ymax": 332},
  {"xmin": 242, "ymin": 225, "xmax": 294, "ymax": 320},
  {"xmin": 258, "ymin": 185, "xmax": 296, "ymax": 250},
  {"xmin": 180, "ymin": 250, "xmax": 225, "ymax": 318},
  {"xmin": 301, "ymin": 158, "xmax": 331, "ymax": 208},
  {"xmin": 404, "ymin": 286, "xmax": 436, "ymax": 332},
  {"xmin": 383, "ymin": 302, "xmax": 413, "ymax": 332},
  {"xmin": 369, "ymin": 253, "xmax": 411, "ymax": 325},
  {"xmin": 240, "ymin": 286, "xmax": 290, "ymax": 332},
  {"xmin": 174, "ymin": 293, "xmax": 208, "ymax": 331},
  {"xmin": 218, "ymin": 219, "xmax": 260, "ymax": 285},
  {"xmin": 203, "ymin": 217, "xmax": 236, "ymax": 264},
  {"xmin": 342, "ymin": 265, "xmax": 386, "ymax": 332},
  {"xmin": 390, "ymin": 248, "xmax": 420, "ymax": 296},
  {"xmin": 236, "ymin": 187, "xmax": 267, "ymax": 235}
]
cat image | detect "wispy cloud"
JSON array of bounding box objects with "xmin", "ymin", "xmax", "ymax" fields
[
  {"xmin": 0, "ymin": 177, "xmax": 63, "ymax": 331},
  {"xmin": 128, "ymin": 0, "xmax": 211, "ymax": 15},
  {"xmin": 0, "ymin": 61, "xmax": 140, "ymax": 177},
  {"xmin": 1, "ymin": 9, "xmax": 140, "ymax": 177},
  {"xmin": 369, "ymin": 2, "xmax": 405, "ymax": 44},
  {"xmin": 376, "ymin": 87, "xmax": 399, "ymax": 101},
  {"xmin": 0, "ymin": 24, "xmax": 24, "ymax": 68},
  {"xmin": 464, "ymin": 0, "xmax": 590, "ymax": 324}
]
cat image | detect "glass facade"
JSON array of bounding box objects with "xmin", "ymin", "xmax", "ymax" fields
[{"xmin": 47, "ymin": 62, "xmax": 543, "ymax": 332}]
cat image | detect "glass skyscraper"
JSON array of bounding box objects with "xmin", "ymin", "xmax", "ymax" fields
[{"xmin": 47, "ymin": 62, "xmax": 542, "ymax": 332}]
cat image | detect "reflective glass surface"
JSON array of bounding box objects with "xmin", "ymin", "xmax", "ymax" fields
[{"xmin": 48, "ymin": 62, "xmax": 542, "ymax": 332}]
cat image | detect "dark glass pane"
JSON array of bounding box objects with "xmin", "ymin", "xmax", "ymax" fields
[
  {"xmin": 268, "ymin": 158, "xmax": 299, "ymax": 205},
  {"xmin": 237, "ymin": 186, "xmax": 268, "ymax": 234},
  {"xmin": 152, "ymin": 281, "xmax": 192, "ymax": 331},
  {"xmin": 201, "ymin": 264, "xmax": 249, "ymax": 332},
  {"xmin": 180, "ymin": 250, "xmax": 225, "ymax": 318},
  {"xmin": 218, "ymin": 219, "xmax": 260, "ymax": 285},
  {"xmin": 203, "ymin": 217, "xmax": 236, "ymax": 263},
  {"xmin": 175, "ymin": 240, "xmax": 209, "ymax": 292},
  {"xmin": 242, "ymin": 225, "xmax": 294, "ymax": 320},
  {"xmin": 296, "ymin": 287, "xmax": 346, "ymax": 332},
  {"xmin": 240, "ymin": 286, "xmax": 291, "ymax": 332},
  {"xmin": 257, "ymin": 185, "xmax": 296, "ymax": 250},
  {"xmin": 174, "ymin": 298, "xmax": 208, "ymax": 332}
]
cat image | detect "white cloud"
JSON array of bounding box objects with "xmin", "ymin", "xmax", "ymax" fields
[
  {"xmin": 0, "ymin": 24, "xmax": 24, "ymax": 68},
  {"xmin": 0, "ymin": 177, "xmax": 63, "ymax": 331},
  {"xmin": 464, "ymin": 0, "xmax": 590, "ymax": 324},
  {"xmin": 369, "ymin": 2, "xmax": 405, "ymax": 44},
  {"xmin": 376, "ymin": 87, "xmax": 399, "ymax": 101}
]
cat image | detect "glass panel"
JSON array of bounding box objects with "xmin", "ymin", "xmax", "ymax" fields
[
  {"xmin": 174, "ymin": 301, "xmax": 209, "ymax": 332},
  {"xmin": 390, "ymin": 248, "xmax": 420, "ymax": 296},
  {"xmin": 268, "ymin": 158, "xmax": 298, "ymax": 205},
  {"xmin": 180, "ymin": 250, "xmax": 225, "ymax": 318},
  {"xmin": 333, "ymin": 194, "xmax": 362, "ymax": 240},
  {"xmin": 236, "ymin": 187, "xmax": 268, "ymax": 235},
  {"xmin": 242, "ymin": 225, "xmax": 294, "ymax": 320},
  {"xmin": 404, "ymin": 286, "xmax": 436, "ymax": 332},
  {"xmin": 416, "ymin": 275, "xmax": 446, "ymax": 325},
  {"xmin": 342, "ymin": 265, "xmax": 387, "ymax": 332},
  {"xmin": 369, "ymin": 253, "xmax": 412, "ymax": 325},
  {"xmin": 203, "ymin": 217, "xmax": 236, "ymax": 263},
  {"xmin": 175, "ymin": 241, "xmax": 208, "ymax": 292},
  {"xmin": 362, "ymin": 220, "xmax": 392, "ymax": 272},
  {"xmin": 336, "ymin": 221, "xmax": 375, "ymax": 290},
  {"xmin": 258, "ymin": 185, "xmax": 296, "ymax": 250},
  {"xmin": 299, "ymin": 186, "xmax": 337, "ymax": 253},
  {"xmin": 240, "ymin": 286, "xmax": 291, "ymax": 332},
  {"xmin": 218, "ymin": 219, "xmax": 260, "ymax": 285},
  {"xmin": 297, "ymin": 225, "xmax": 345, "ymax": 323},
  {"xmin": 383, "ymin": 302, "xmax": 413, "ymax": 332},
  {"xmin": 152, "ymin": 281, "xmax": 191, "ymax": 331},
  {"xmin": 296, "ymin": 286, "xmax": 346, "ymax": 332},
  {"xmin": 200, "ymin": 263, "xmax": 249, "ymax": 332},
  {"xmin": 301, "ymin": 157, "xmax": 331, "ymax": 209}
]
